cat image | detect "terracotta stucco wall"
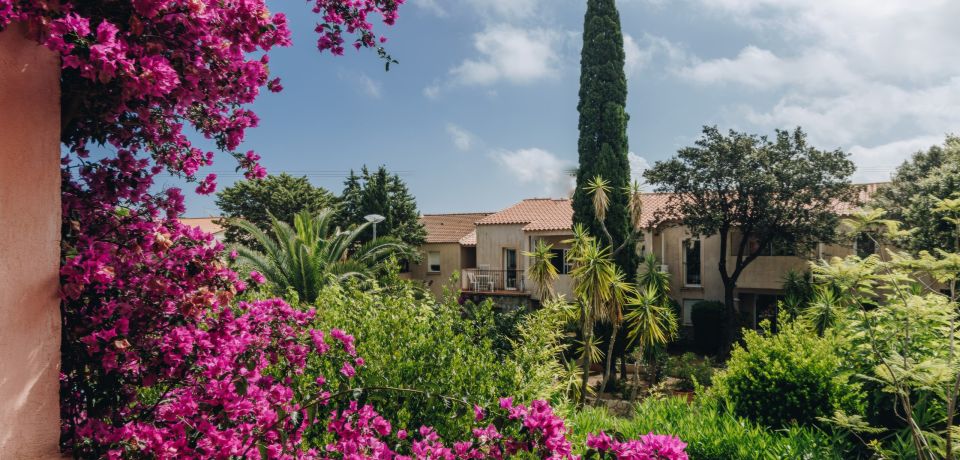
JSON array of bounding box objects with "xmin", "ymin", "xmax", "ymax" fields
[{"xmin": 0, "ymin": 23, "xmax": 63, "ymax": 459}]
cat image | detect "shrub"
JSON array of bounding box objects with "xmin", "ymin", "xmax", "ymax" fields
[
  {"xmin": 568, "ymin": 397, "xmax": 852, "ymax": 459},
  {"xmin": 306, "ymin": 283, "xmax": 566, "ymax": 439},
  {"xmin": 710, "ymin": 321, "xmax": 864, "ymax": 428},
  {"xmin": 665, "ymin": 352, "xmax": 714, "ymax": 391},
  {"xmin": 690, "ymin": 301, "xmax": 726, "ymax": 354}
]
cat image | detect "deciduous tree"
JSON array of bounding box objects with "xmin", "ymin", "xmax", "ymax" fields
[{"xmin": 644, "ymin": 126, "xmax": 857, "ymax": 354}]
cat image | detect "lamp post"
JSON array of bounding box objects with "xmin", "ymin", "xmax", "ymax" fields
[{"xmin": 364, "ymin": 214, "xmax": 385, "ymax": 240}]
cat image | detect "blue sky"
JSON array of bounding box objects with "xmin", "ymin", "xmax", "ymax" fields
[{"xmin": 172, "ymin": 0, "xmax": 960, "ymax": 216}]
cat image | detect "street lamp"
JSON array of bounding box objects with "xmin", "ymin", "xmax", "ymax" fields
[{"xmin": 364, "ymin": 214, "xmax": 385, "ymax": 240}]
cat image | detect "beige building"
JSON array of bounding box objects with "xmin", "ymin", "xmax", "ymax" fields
[
  {"xmin": 411, "ymin": 186, "xmax": 883, "ymax": 323},
  {"xmin": 408, "ymin": 213, "xmax": 491, "ymax": 298}
]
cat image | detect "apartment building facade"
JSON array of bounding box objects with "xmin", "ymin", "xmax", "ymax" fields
[{"xmin": 410, "ymin": 186, "xmax": 882, "ymax": 323}]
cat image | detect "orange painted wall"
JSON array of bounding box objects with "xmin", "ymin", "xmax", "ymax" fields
[{"xmin": 0, "ymin": 23, "xmax": 63, "ymax": 459}]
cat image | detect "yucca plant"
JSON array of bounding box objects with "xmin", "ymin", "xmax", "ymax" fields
[
  {"xmin": 524, "ymin": 240, "xmax": 560, "ymax": 301},
  {"xmin": 570, "ymin": 237, "xmax": 619, "ymax": 408},
  {"xmin": 597, "ymin": 267, "xmax": 634, "ymax": 400},
  {"xmin": 624, "ymin": 285, "xmax": 678, "ymax": 401},
  {"xmin": 232, "ymin": 209, "xmax": 415, "ymax": 304}
]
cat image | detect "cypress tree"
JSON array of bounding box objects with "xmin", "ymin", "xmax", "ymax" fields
[
  {"xmin": 573, "ymin": 0, "xmax": 635, "ymax": 277},
  {"xmin": 573, "ymin": 0, "xmax": 637, "ymax": 390}
]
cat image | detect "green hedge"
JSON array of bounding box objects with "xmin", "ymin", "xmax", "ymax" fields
[
  {"xmin": 567, "ymin": 397, "xmax": 852, "ymax": 459},
  {"xmin": 710, "ymin": 322, "xmax": 864, "ymax": 428}
]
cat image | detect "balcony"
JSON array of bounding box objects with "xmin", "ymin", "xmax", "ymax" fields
[{"xmin": 462, "ymin": 268, "xmax": 527, "ymax": 295}]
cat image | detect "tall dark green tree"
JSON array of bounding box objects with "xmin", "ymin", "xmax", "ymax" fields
[
  {"xmin": 573, "ymin": 0, "xmax": 636, "ymax": 278},
  {"xmin": 573, "ymin": 0, "xmax": 638, "ymax": 390},
  {"xmin": 215, "ymin": 173, "xmax": 335, "ymax": 246},
  {"xmin": 338, "ymin": 165, "xmax": 427, "ymax": 247}
]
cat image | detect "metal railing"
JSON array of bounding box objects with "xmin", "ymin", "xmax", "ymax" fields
[{"xmin": 462, "ymin": 268, "xmax": 526, "ymax": 293}]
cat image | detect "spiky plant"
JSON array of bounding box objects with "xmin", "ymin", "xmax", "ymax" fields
[
  {"xmin": 524, "ymin": 239, "xmax": 560, "ymax": 301},
  {"xmin": 585, "ymin": 175, "xmax": 611, "ymax": 223},
  {"xmin": 570, "ymin": 237, "xmax": 619, "ymax": 408},
  {"xmin": 233, "ymin": 209, "xmax": 415, "ymax": 304}
]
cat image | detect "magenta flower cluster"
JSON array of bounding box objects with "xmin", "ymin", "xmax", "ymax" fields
[{"xmin": 587, "ymin": 431, "xmax": 689, "ymax": 460}]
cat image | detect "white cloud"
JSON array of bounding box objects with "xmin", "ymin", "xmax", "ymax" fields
[
  {"xmin": 622, "ymin": 33, "xmax": 689, "ymax": 76},
  {"xmin": 339, "ymin": 70, "xmax": 382, "ymax": 99},
  {"xmin": 679, "ymin": 47, "xmax": 860, "ymax": 92},
  {"xmin": 668, "ymin": 0, "xmax": 960, "ymax": 172},
  {"xmin": 446, "ymin": 123, "xmax": 475, "ymax": 151},
  {"xmin": 464, "ymin": 0, "xmax": 540, "ymax": 19},
  {"xmin": 741, "ymin": 78, "xmax": 960, "ymax": 147},
  {"xmin": 628, "ymin": 152, "xmax": 651, "ymax": 183},
  {"xmin": 449, "ymin": 25, "xmax": 562, "ymax": 87},
  {"xmin": 411, "ymin": 0, "xmax": 446, "ymax": 16},
  {"xmin": 848, "ymin": 135, "xmax": 943, "ymax": 183},
  {"xmin": 491, "ymin": 148, "xmax": 574, "ymax": 196},
  {"xmin": 623, "ymin": 35, "xmax": 643, "ymax": 76},
  {"xmin": 423, "ymin": 83, "xmax": 441, "ymax": 99}
]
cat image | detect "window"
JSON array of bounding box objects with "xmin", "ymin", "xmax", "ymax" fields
[
  {"xmin": 855, "ymin": 233, "xmax": 877, "ymax": 258},
  {"xmin": 683, "ymin": 238, "xmax": 702, "ymax": 286},
  {"xmin": 427, "ymin": 251, "xmax": 441, "ymax": 273},
  {"xmin": 549, "ymin": 248, "xmax": 574, "ymax": 275},
  {"xmin": 681, "ymin": 299, "xmax": 701, "ymax": 326}
]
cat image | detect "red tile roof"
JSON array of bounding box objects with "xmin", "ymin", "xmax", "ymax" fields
[
  {"xmin": 476, "ymin": 199, "xmax": 574, "ymax": 232},
  {"xmin": 179, "ymin": 217, "xmax": 225, "ymax": 235},
  {"xmin": 832, "ymin": 183, "xmax": 887, "ymax": 216},
  {"xmin": 459, "ymin": 229, "xmax": 478, "ymax": 247},
  {"xmin": 472, "ymin": 184, "xmax": 885, "ymax": 234},
  {"xmin": 420, "ymin": 213, "xmax": 491, "ymax": 244}
]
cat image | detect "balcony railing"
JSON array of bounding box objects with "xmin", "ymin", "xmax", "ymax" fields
[{"xmin": 462, "ymin": 268, "xmax": 526, "ymax": 293}]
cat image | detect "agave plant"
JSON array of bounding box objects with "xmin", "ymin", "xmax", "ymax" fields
[{"xmin": 232, "ymin": 209, "xmax": 415, "ymax": 303}]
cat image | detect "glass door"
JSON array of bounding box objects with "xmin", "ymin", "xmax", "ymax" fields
[{"xmin": 503, "ymin": 248, "xmax": 518, "ymax": 289}]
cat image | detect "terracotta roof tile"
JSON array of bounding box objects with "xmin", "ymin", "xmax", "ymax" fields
[
  {"xmin": 459, "ymin": 229, "xmax": 478, "ymax": 247},
  {"xmin": 638, "ymin": 194, "xmax": 675, "ymax": 228},
  {"xmin": 476, "ymin": 199, "xmax": 574, "ymax": 232},
  {"xmin": 420, "ymin": 213, "xmax": 491, "ymax": 244}
]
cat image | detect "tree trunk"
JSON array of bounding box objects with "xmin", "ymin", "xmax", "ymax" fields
[
  {"xmin": 720, "ymin": 283, "xmax": 738, "ymax": 357},
  {"xmin": 597, "ymin": 322, "xmax": 619, "ymax": 404},
  {"xmin": 629, "ymin": 347, "xmax": 643, "ymax": 403},
  {"xmin": 619, "ymin": 353, "xmax": 628, "ymax": 385},
  {"xmin": 578, "ymin": 317, "xmax": 592, "ymax": 409}
]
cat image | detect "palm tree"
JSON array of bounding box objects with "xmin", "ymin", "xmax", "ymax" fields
[
  {"xmin": 524, "ymin": 239, "xmax": 559, "ymax": 301},
  {"xmin": 570, "ymin": 237, "xmax": 618, "ymax": 408},
  {"xmin": 232, "ymin": 209, "xmax": 414, "ymax": 303}
]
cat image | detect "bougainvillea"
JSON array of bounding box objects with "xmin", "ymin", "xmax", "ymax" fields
[{"xmin": 0, "ymin": 1, "xmax": 686, "ymax": 458}]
